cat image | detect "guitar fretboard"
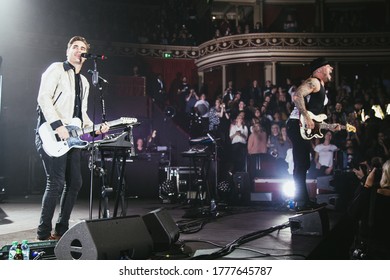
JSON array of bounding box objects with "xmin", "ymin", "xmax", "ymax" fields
[{"xmin": 319, "ymin": 123, "xmax": 346, "ymax": 130}]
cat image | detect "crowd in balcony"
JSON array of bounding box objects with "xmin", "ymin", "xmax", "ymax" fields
[{"xmin": 26, "ymin": 0, "xmax": 388, "ymax": 47}]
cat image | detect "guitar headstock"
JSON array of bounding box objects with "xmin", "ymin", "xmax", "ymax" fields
[
  {"xmin": 120, "ymin": 117, "xmax": 138, "ymax": 124},
  {"xmin": 346, "ymin": 123, "xmax": 356, "ymax": 133}
]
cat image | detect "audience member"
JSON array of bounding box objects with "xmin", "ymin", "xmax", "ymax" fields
[
  {"xmin": 229, "ymin": 113, "xmax": 248, "ymax": 173},
  {"xmin": 267, "ymin": 124, "xmax": 281, "ymax": 158},
  {"xmin": 135, "ymin": 138, "xmax": 146, "ymax": 154},
  {"xmin": 153, "ymin": 73, "xmax": 167, "ymax": 107},
  {"xmin": 314, "ymin": 131, "xmax": 339, "ymax": 176},
  {"xmin": 348, "ymin": 159, "xmax": 390, "ymax": 259},
  {"xmin": 213, "ymin": 28, "xmax": 222, "ymax": 39},
  {"xmin": 246, "ymin": 98, "xmax": 257, "ymax": 116},
  {"xmin": 208, "ymin": 98, "xmax": 223, "ymax": 132},
  {"xmin": 222, "ymin": 80, "xmax": 235, "ymax": 107},
  {"xmin": 247, "ymin": 120, "xmax": 268, "ymax": 155},
  {"xmin": 274, "ymin": 125, "xmax": 293, "ymax": 162},
  {"xmin": 337, "ymin": 139, "xmax": 362, "ymax": 171},
  {"xmin": 285, "ymin": 77, "xmax": 296, "ymax": 101},
  {"xmin": 283, "ymin": 13, "xmax": 298, "ymax": 32},
  {"xmin": 253, "ymin": 21, "xmax": 264, "ymax": 33},
  {"xmin": 194, "ymin": 93, "xmax": 210, "ymax": 134},
  {"xmin": 219, "ymin": 15, "xmax": 232, "ymax": 36},
  {"xmin": 243, "ymin": 24, "xmax": 251, "ymax": 34},
  {"xmin": 231, "ymin": 100, "xmax": 252, "ymax": 124},
  {"xmin": 178, "ymin": 76, "xmax": 191, "ymax": 114},
  {"xmin": 365, "ymin": 131, "xmax": 390, "ymax": 162},
  {"xmin": 146, "ymin": 130, "xmax": 158, "ymax": 152},
  {"xmin": 247, "ymin": 79, "xmax": 263, "ymax": 107},
  {"xmin": 262, "ymin": 80, "xmax": 273, "ymax": 97},
  {"xmin": 185, "ymin": 88, "xmax": 199, "ymax": 122}
]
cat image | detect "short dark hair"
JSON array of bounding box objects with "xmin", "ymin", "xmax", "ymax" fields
[{"xmin": 67, "ymin": 36, "xmax": 90, "ymax": 52}]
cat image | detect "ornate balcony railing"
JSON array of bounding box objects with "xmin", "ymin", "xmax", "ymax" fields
[
  {"xmin": 94, "ymin": 32, "xmax": 390, "ymax": 70},
  {"xmin": 13, "ymin": 31, "xmax": 390, "ymax": 70}
]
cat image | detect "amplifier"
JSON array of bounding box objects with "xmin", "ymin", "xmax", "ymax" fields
[{"xmin": 161, "ymin": 166, "xmax": 200, "ymax": 193}]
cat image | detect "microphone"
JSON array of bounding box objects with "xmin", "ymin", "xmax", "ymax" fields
[
  {"xmin": 81, "ymin": 53, "xmax": 108, "ymax": 60},
  {"xmin": 87, "ymin": 69, "xmax": 109, "ymax": 84}
]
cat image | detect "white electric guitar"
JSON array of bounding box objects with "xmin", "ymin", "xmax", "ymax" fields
[
  {"xmin": 300, "ymin": 111, "xmax": 356, "ymax": 140},
  {"xmin": 38, "ymin": 117, "xmax": 138, "ymax": 157}
]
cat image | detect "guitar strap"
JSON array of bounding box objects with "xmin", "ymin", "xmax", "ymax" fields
[
  {"xmin": 35, "ymin": 107, "xmax": 46, "ymax": 152},
  {"xmin": 36, "ymin": 106, "xmax": 46, "ymax": 127}
]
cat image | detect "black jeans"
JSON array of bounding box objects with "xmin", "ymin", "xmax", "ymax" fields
[
  {"xmin": 286, "ymin": 119, "xmax": 311, "ymax": 205},
  {"xmin": 37, "ymin": 148, "xmax": 82, "ymax": 239}
]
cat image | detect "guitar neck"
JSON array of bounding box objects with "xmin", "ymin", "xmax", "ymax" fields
[
  {"xmin": 319, "ymin": 123, "xmax": 345, "ymax": 130},
  {"xmin": 77, "ymin": 124, "xmax": 101, "ymax": 135},
  {"xmin": 75, "ymin": 119, "xmax": 129, "ymax": 135}
]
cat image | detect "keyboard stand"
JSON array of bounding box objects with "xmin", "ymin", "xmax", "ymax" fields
[{"xmin": 92, "ymin": 127, "xmax": 136, "ymax": 218}]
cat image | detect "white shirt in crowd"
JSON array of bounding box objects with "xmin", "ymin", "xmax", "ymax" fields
[{"xmin": 314, "ymin": 143, "xmax": 339, "ymax": 167}]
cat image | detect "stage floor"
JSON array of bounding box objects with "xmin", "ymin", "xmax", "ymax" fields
[{"xmin": 0, "ymin": 194, "xmax": 354, "ymax": 260}]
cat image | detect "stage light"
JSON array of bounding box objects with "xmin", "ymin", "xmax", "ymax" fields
[
  {"xmin": 386, "ymin": 104, "xmax": 390, "ymax": 115},
  {"xmin": 282, "ymin": 180, "xmax": 295, "ymax": 198}
]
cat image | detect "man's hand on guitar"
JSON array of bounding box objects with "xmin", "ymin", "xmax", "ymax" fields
[
  {"xmin": 96, "ymin": 122, "xmax": 110, "ymax": 135},
  {"xmin": 304, "ymin": 115, "xmax": 315, "ymax": 129},
  {"xmin": 330, "ymin": 123, "xmax": 342, "ymax": 132},
  {"xmin": 56, "ymin": 126, "xmax": 70, "ymax": 141}
]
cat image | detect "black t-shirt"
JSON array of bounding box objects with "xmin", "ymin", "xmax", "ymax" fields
[
  {"xmin": 306, "ymin": 77, "xmax": 326, "ymax": 115},
  {"xmin": 73, "ymin": 73, "xmax": 82, "ymax": 119}
]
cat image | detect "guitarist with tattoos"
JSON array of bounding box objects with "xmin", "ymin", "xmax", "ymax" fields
[{"xmin": 286, "ymin": 57, "xmax": 341, "ymax": 212}]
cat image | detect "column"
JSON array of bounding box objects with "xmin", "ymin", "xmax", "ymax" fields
[
  {"xmin": 198, "ymin": 70, "xmax": 204, "ymax": 93},
  {"xmin": 272, "ymin": 61, "xmax": 277, "ymax": 85},
  {"xmin": 253, "ymin": 1, "xmax": 261, "ymax": 27},
  {"xmin": 222, "ymin": 65, "xmax": 226, "ymax": 96},
  {"xmin": 315, "ymin": 0, "xmax": 324, "ymax": 32},
  {"xmin": 264, "ymin": 62, "xmax": 273, "ymax": 84},
  {"xmin": 252, "ymin": 0, "xmax": 265, "ymax": 29}
]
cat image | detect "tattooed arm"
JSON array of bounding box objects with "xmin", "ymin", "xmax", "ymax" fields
[{"xmin": 292, "ymin": 77, "xmax": 320, "ymax": 129}]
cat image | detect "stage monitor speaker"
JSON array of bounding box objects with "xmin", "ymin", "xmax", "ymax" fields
[
  {"xmin": 289, "ymin": 208, "xmax": 329, "ymax": 236},
  {"xmin": 54, "ymin": 215, "xmax": 153, "ymax": 260},
  {"xmin": 142, "ymin": 208, "xmax": 180, "ymax": 251}
]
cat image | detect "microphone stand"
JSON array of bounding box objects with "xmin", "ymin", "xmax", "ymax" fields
[{"xmin": 88, "ymin": 59, "xmax": 107, "ymax": 220}]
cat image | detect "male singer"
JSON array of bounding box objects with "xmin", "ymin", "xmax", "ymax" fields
[{"xmin": 35, "ymin": 36, "xmax": 109, "ymax": 240}]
